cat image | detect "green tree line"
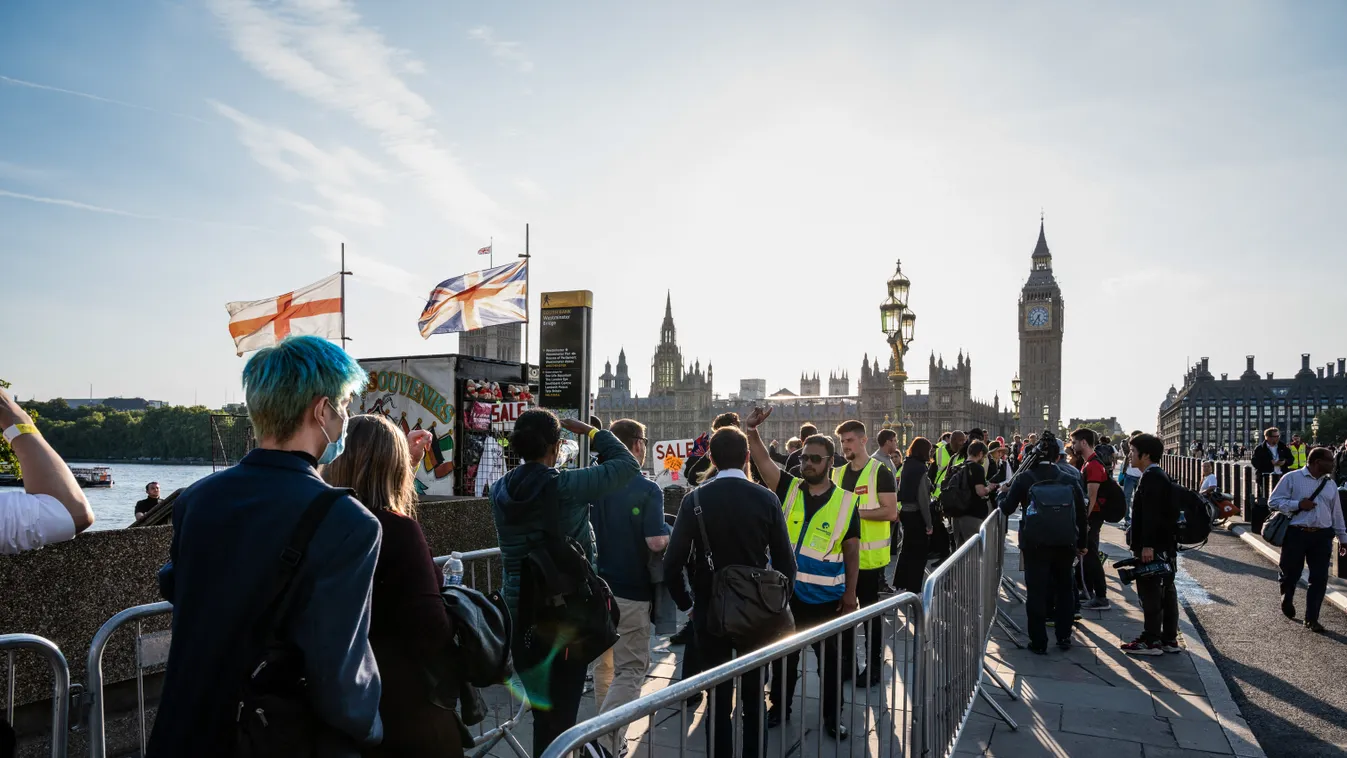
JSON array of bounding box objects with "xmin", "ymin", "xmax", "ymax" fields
[{"xmin": 11, "ymin": 396, "xmax": 230, "ymax": 462}]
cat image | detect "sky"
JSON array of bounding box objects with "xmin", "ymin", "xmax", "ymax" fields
[{"xmin": 1, "ymin": 1, "xmax": 1345, "ymax": 432}]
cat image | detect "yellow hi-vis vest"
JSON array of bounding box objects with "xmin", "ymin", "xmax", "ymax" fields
[
  {"xmin": 933, "ymin": 449, "xmax": 966, "ymax": 499},
  {"xmin": 831, "ymin": 459, "xmax": 889, "ymax": 570},
  {"xmin": 782, "ymin": 479, "xmax": 857, "ymax": 605},
  {"xmin": 1290, "ymin": 443, "xmax": 1308, "ymax": 469}
]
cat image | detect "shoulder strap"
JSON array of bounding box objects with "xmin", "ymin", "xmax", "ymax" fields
[
  {"xmin": 251, "ymin": 486, "xmax": 352, "ymax": 649},
  {"xmin": 1309, "ymin": 477, "xmax": 1331, "ymax": 503},
  {"xmin": 689, "ymin": 488, "xmax": 715, "ymax": 572}
]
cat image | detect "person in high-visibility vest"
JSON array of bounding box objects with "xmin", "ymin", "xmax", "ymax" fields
[
  {"xmin": 1289, "ymin": 434, "xmax": 1309, "ymax": 470},
  {"xmin": 746, "ymin": 406, "xmax": 859, "ymax": 742},
  {"xmin": 831, "ymin": 420, "xmax": 898, "ymax": 689},
  {"xmin": 932, "ymin": 429, "xmax": 968, "ymax": 499}
]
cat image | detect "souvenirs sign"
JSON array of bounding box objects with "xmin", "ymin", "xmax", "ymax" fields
[{"xmin": 357, "ymin": 357, "xmax": 457, "ymax": 496}]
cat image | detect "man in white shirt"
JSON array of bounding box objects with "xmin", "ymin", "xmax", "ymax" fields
[
  {"xmin": 1, "ymin": 386, "xmax": 95, "ymax": 554},
  {"xmin": 1269, "ymin": 447, "xmax": 1347, "ymax": 633}
]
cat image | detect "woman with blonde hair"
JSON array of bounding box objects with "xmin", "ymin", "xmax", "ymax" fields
[{"xmin": 323, "ymin": 414, "xmax": 462, "ymax": 758}]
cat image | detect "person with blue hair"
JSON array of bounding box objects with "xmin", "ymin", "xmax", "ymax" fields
[{"xmin": 150, "ymin": 336, "xmax": 384, "ymax": 757}]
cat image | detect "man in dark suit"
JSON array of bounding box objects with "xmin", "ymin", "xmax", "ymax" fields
[
  {"xmin": 150, "ymin": 336, "xmax": 383, "ymax": 757},
  {"xmin": 1250, "ymin": 427, "xmax": 1294, "ymax": 530},
  {"xmin": 664, "ymin": 426, "xmax": 797, "ymax": 758}
]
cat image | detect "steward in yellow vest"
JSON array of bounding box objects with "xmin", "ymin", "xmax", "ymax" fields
[
  {"xmin": 1289, "ymin": 438, "xmax": 1309, "ymax": 469},
  {"xmin": 932, "ymin": 430, "xmax": 968, "ymax": 499}
]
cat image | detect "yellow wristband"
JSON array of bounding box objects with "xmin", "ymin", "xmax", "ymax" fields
[
  {"xmin": 588, "ymin": 428, "xmax": 599, "ymax": 440},
  {"xmin": 3, "ymin": 423, "xmax": 39, "ymax": 443}
]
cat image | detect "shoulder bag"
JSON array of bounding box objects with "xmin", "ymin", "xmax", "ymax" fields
[
  {"xmin": 690, "ymin": 488, "xmax": 794, "ymax": 646},
  {"xmin": 232, "ymin": 487, "xmax": 353, "ymax": 758},
  {"xmin": 1261, "ymin": 477, "xmax": 1329, "ymax": 548}
]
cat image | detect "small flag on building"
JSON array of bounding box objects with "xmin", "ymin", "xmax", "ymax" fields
[
  {"xmin": 477, "ymin": 243, "xmax": 492, "ymax": 255},
  {"xmin": 418, "ymin": 260, "xmax": 528, "ymax": 338},
  {"xmin": 226, "ymin": 274, "xmax": 342, "ymax": 356}
]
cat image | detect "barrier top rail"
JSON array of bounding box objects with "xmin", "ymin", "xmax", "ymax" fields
[
  {"xmin": 432, "ymin": 546, "xmax": 501, "ymax": 568},
  {"xmin": 1, "ymin": 633, "xmax": 71, "ymax": 758},
  {"xmin": 84, "ymin": 601, "xmax": 172, "ymax": 758},
  {"xmin": 539, "ymin": 590, "xmax": 926, "ymax": 758}
]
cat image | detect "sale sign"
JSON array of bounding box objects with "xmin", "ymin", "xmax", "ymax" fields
[
  {"xmin": 653, "ymin": 439, "xmax": 696, "ymax": 489},
  {"xmin": 490, "ymin": 402, "xmax": 530, "ymax": 427}
]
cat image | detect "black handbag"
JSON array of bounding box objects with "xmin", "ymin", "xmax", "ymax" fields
[
  {"xmin": 231, "ymin": 488, "xmax": 352, "ymax": 758},
  {"xmin": 689, "ymin": 490, "xmax": 794, "ymax": 646},
  {"xmin": 1261, "ymin": 478, "xmax": 1329, "ymax": 547}
]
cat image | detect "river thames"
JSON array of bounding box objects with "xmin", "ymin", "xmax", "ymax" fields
[{"xmin": 66, "ymin": 462, "xmax": 214, "ymax": 530}]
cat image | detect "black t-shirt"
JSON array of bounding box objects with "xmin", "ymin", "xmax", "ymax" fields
[
  {"xmin": 836, "ymin": 461, "xmax": 897, "ymax": 496},
  {"xmin": 774, "ymin": 474, "xmax": 862, "ymax": 542},
  {"xmin": 135, "ymin": 497, "xmax": 160, "ymax": 518},
  {"xmin": 962, "ymin": 461, "xmax": 991, "ymax": 519}
]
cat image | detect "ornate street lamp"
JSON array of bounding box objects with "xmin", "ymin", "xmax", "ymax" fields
[
  {"xmin": 880, "ymin": 260, "xmax": 916, "ymax": 445},
  {"xmin": 1010, "ymin": 375, "xmax": 1021, "ymax": 426},
  {"xmin": 1312, "ymin": 415, "xmax": 1320, "ymax": 445}
]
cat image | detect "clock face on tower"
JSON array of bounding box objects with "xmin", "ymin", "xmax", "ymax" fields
[{"xmin": 1027, "ymin": 306, "xmax": 1050, "ymax": 328}]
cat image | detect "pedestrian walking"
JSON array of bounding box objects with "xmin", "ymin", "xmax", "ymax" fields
[
  {"xmin": 746, "ymin": 407, "xmax": 859, "ymax": 741},
  {"xmin": 1070, "ymin": 428, "xmax": 1112, "ymax": 610},
  {"xmin": 1269, "ymin": 447, "xmax": 1347, "ymax": 633}
]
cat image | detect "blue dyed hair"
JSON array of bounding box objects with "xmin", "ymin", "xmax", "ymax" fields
[{"xmin": 242, "ymin": 336, "xmax": 368, "ymax": 441}]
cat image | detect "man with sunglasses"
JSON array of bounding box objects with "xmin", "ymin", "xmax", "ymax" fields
[{"xmin": 746, "ymin": 406, "xmax": 860, "ymax": 741}]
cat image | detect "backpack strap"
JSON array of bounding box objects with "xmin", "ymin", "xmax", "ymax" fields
[
  {"xmin": 249, "ymin": 487, "xmax": 353, "ymax": 652},
  {"xmin": 689, "ymin": 488, "xmax": 715, "ymax": 572}
]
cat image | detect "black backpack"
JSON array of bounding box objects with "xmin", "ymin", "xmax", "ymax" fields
[
  {"xmin": 1019, "ymin": 468, "xmax": 1079, "ymax": 549},
  {"xmin": 517, "ymin": 478, "xmax": 620, "ymax": 669},
  {"xmin": 938, "ymin": 463, "xmax": 976, "ymax": 518},
  {"xmin": 1172, "ymin": 485, "xmax": 1213, "ymax": 550},
  {"xmin": 1098, "ymin": 475, "xmax": 1127, "ymax": 523},
  {"xmin": 1095, "ymin": 444, "xmax": 1116, "ymax": 470}
]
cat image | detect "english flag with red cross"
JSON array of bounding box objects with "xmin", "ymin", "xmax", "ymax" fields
[{"xmin": 226, "ymin": 274, "xmax": 342, "ymax": 356}]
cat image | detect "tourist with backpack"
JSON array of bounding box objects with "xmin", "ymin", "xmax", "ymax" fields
[
  {"xmin": 1120, "ymin": 433, "xmax": 1182, "ymax": 656},
  {"xmin": 488, "ymin": 411, "xmax": 641, "ymax": 755},
  {"xmin": 944, "ymin": 440, "xmax": 998, "ymax": 546},
  {"xmin": 997, "ymin": 434, "xmax": 1088, "ymax": 654}
]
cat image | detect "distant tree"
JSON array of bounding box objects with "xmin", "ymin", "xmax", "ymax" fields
[{"xmin": 1315, "ymin": 408, "xmax": 1347, "ymax": 448}]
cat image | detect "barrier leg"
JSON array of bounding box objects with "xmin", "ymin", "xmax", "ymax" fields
[
  {"xmin": 976, "ymin": 685, "xmax": 1019, "ymax": 730},
  {"xmin": 981, "ymin": 663, "xmax": 1018, "ymax": 701}
]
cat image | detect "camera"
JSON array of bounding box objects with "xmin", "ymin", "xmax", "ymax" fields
[{"xmin": 1112, "ymin": 556, "xmax": 1174, "ymax": 585}]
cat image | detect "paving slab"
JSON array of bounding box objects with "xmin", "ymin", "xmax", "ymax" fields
[{"xmin": 1059, "ymin": 705, "xmax": 1178, "ymax": 748}]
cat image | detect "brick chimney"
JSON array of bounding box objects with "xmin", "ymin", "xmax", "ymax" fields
[
  {"xmin": 1339, "ymin": 358, "xmax": 1345, "ymax": 376},
  {"xmin": 1267, "ymin": 372, "xmax": 1274, "ymax": 380},
  {"xmin": 1318, "ymin": 367, "xmax": 1325, "ymax": 379}
]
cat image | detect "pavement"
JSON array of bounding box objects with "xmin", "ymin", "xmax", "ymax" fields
[
  {"xmin": 953, "ymin": 523, "xmax": 1265, "ymax": 758},
  {"xmin": 1176, "ymin": 527, "xmax": 1347, "ymax": 757}
]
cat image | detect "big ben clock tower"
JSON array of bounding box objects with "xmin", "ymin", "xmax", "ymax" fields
[{"xmin": 1018, "ymin": 216, "xmax": 1064, "ymax": 434}]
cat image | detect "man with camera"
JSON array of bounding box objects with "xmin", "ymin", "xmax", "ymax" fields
[
  {"xmin": 997, "ymin": 432, "xmax": 1088, "ymax": 654},
  {"xmin": 1120, "ymin": 433, "xmax": 1182, "ymax": 655}
]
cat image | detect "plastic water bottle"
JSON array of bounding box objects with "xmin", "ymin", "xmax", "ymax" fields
[{"xmin": 443, "ymin": 553, "xmax": 464, "ymax": 588}]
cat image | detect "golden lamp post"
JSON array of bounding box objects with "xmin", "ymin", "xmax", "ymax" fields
[{"xmin": 880, "ymin": 260, "xmax": 917, "ymax": 445}]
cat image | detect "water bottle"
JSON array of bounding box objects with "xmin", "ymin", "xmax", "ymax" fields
[{"xmin": 443, "ymin": 553, "xmax": 464, "ymax": 588}]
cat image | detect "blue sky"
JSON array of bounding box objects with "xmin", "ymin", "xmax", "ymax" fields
[{"xmin": 2, "ymin": 1, "xmax": 1344, "ymax": 432}]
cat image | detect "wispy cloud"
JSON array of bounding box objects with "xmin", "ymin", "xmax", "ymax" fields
[
  {"xmin": 0, "ymin": 74, "xmax": 211, "ymax": 124},
  {"xmin": 468, "ymin": 26, "xmax": 534, "ymax": 73},
  {"xmin": 513, "ymin": 177, "xmax": 547, "ymax": 200},
  {"xmin": 209, "ymin": 0, "xmax": 504, "ymax": 239},
  {"xmin": 0, "ymin": 188, "xmax": 273, "ymax": 232},
  {"xmin": 309, "ymin": 225, "xmax": 423, "ymax": 301},
  {"xmin": 212, "ymin": 101, "xmax": 388, "ymax": 226}
]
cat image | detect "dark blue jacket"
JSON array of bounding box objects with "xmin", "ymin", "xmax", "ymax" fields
[{"xmin": 149, "ymin": 449, "xmax": 383, "ymax": 757}]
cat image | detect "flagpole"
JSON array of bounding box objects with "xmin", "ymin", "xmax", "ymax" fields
[
  {"xmin": 520, "ymin": 223, "xmax": 530, "ymax": 384},
  {"xmin": 340, "ymin": 242, "xmax": 352, "ymax": 349}
]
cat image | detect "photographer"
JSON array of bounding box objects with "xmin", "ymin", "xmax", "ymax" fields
[
  {"xmin": 1120, "ymin": 434, "xmax": 1181, "ymax": 656},
  {"xmin": 997, "ymin": 433, "xmax": 1088, "ymax": 654}
]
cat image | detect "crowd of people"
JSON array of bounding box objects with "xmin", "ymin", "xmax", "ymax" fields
[{"xmin": 5, "ymin": 336, "xmax": 1347, "ymax": 757}]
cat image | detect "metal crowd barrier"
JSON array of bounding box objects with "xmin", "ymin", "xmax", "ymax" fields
[
  {"xmin": 83, "ymin": 600, "xmax": 173, "ymax": 758},
  {"xmin": 540, "ymin": 591, "xmax": 926, "ymax": 758},
  {"xmin": 432, "ymin": 548, "xmax": 530, "ymax": 758},
  {"xmin": 922, "ymin": 511, "xmax": 1017, "ymax": 758},
  {"xmin": 1, "ymin": 634, "xmax": 71, "ymax": 758}
]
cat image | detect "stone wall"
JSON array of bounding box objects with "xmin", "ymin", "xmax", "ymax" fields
[{"xmin": 0, "ymin": 497, "xmax": 496, "ymax": 755}]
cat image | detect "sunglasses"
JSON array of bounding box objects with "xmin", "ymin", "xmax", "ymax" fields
[{"xmin": 799, "ymin": 453, "xmax": 829, "ymax": 464}]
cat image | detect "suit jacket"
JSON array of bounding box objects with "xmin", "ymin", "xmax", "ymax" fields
[{"xmin": 1251, "ymin": 441, "xmax": 1293, "ymax": 475}]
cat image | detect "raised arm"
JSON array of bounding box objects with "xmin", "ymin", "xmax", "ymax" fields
[
  {"xmin": 1, "ymin": 388, "xmax": 94, "ymax": 533},
  {"xmin": 744, "ymin": 407, "xmax": 782, "ymax": 492},
  {"xmin": 556, "ymin": 427, "xmax": 641, "ymax": 503}
]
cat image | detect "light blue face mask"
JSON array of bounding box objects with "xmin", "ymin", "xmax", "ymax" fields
[{"xmin": 318, "ymin": 399, "xmax": 349, "ymax": 465}]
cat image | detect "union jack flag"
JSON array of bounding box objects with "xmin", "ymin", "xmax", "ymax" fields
[{"xmin": 418, "ymin": 260, "xmax": 528, "ymax": 338}]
